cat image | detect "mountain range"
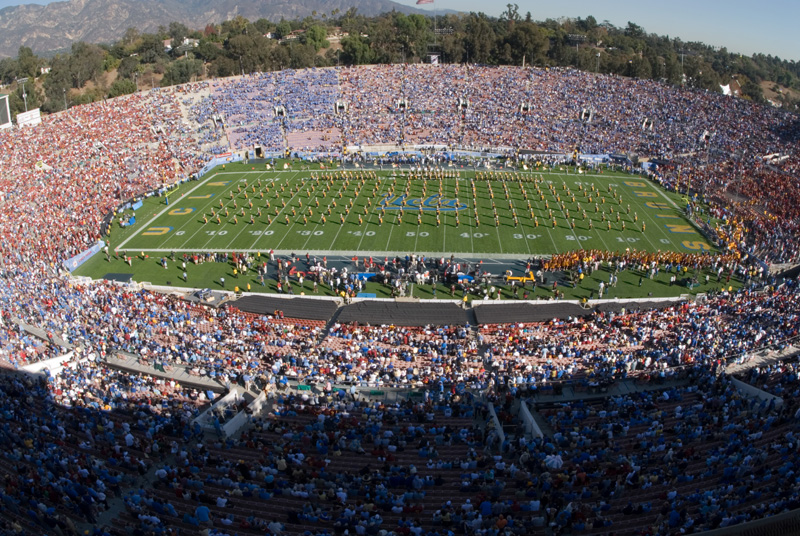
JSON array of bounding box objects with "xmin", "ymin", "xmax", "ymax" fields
[{"xmin": 0, "ymin": 0, "xmax": 424, "ymax": 57}]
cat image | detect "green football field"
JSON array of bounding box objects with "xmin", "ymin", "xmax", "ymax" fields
[
  {"xmin": 103, "ymin": 163, "xmax": 713, "ymax": 258},
  {"xmin": 74, "ymin": 162, "xmax": 737, "ymax": 300}
]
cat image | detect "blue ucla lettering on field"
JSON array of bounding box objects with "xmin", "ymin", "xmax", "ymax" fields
[{"xmin": 379, "ymin": 193, "xmax": 466, "ymax": 212}]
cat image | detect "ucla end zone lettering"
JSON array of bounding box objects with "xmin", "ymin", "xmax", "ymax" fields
[
  {"xmin": 142, "ymin": 227, "xmax": 173, "ymax": 236},
  {"xmin": 168, "ymin": 208, "xmax": 196, "ymax": 216}
]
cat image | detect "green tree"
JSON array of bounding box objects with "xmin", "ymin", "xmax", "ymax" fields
[
  {"xmin": 500, "ymin": 3, "xmax": 520, "ymax": 29},
  {"xmin": 440, "ymin": 32, "xmax": 466, "ymax": 64},
  {"xmin": 288, "ymin": 43, "xmax": 317, "ymax": 69},
  {"xmin": 9, "ymin": 80, "xmax": 41, "ymax": 116},
  {"xmin": 70, "ymin": 89, "xmax": 102, "ymax": 107},
  {"xmin": 302, "ymin": 25, "xmax": 329, "ymax": 52},
  {"xmin": 464, "ymin": 13, "xmax": 495, "ymax": 64},
  {"xmin": 578, "ymin": 15, "xmax": 598, "ymax": 32},
  {"xmin": 209, "ymin": 56, "xmax": 236, "ymax": 78},
  {"xmin": 394, "ymin": 13, "xmax": 431, "ymax": 61},
  {"xmin": 370, "ymin": 16, "xmax": 401, "ymax": 63},
  {"xmin": 117, "ymin": 56, "xmax": 140, "ymax": 80},
  {"xmin": 276, "ymin": 20, "xmax": 292, "ymax": 40},
  {"xmin": 630, "ymin": 57, "xmax": 652, "ymax": 79},
  {"xmin": 102, "ymin": 53, "xmax": 121, "ymax": 72},
  {"xmin": 225, "ymin": 33, "xmax": 271, "ymax": 74},
  {"xmin": 42, "ymin": 54, "xmax": 71, "ymax": 112},
  {"xmin": 503, "ymin": 22, "xmax": 548, "ymax": 65},
  {"xmin": 169, "ymin": 22, "xmax": 189, "ymax": 47},
  {"xmin": 268, "ymin": 44, "xmax": 290, "ymax": 71},
  {"xmin": 194, "ymin": 40, "xmax": 221, "ymax": 63},
  {"xmin": 663, "ymin": 55, "xmax": 681, "ymax": 85},
  {"xmin": 254, "ymin": 19, "xmax": 273, "ymax": 35},
  {"xmin": 138, "ymin": 33, "xmax": 168, "ymax": 63},
  {"xmin": 161, "ymin": 58, "xmax": 203, "ymax": 86},
  {"xmin": 107, "ymin": 42, "xmax": 128, "ymax": 60},
  {"xmin": 16, "ymin": 46, "xmax": 40, "ymax": 79},
  {"xmin": 68, "ymin": 42, "xmax": 105, "ymax": 88},
  {"xmin": 339, "ymin": 7, "xmax": 362, "ymax": 35},
  {"xmin": 340, "ymin": 35, "xmax": 372, "ymax": 65},
  {"xmin": 220, "ymin": 16, "xmax": 250, "ymax": 36},
  {"xmin": 504, "ymin": 4, "xmax": 520, "ymax": 21},
  {"xmin": 121, "ymin": 27, "xmax": 141, "ymax": 48},
  {"xmin": 0, "ymin": 58, "xmax": 18, "ymax": 85},
  {"xmin": 624, "ymin": 22, "xmax": 644, "ymax": 39},
  {"xmin": 108, "ymin": 78, "xmax": 137, "ymax": 98}
]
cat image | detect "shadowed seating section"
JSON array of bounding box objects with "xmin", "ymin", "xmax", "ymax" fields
[
  {"xmin": 232, "ymin": 294, "xmax": 338, "ymax": 321},
  {"xmin": 337, "ymin": 301, "xmax": 469, "ymax": 326}
]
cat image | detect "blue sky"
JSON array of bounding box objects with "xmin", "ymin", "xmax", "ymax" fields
[
  {"xmin": 0, "ymin": 0, "xmax": 795, "ymax": 61},
  {"xmin": 399, "ymin": 0, "xmax": 799, "ymax": 61}
]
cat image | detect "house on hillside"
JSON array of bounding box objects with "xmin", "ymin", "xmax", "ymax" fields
[
  {"xmin": 284, "ymin": 29, "xmax": 306, "ymax": 41},
  {"xmin": 164, "ymin": 38, "xmax": 200, "ymax": 53}
]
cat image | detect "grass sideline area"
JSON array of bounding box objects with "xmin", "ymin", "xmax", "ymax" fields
[{"xmin": 75, "ymin": 162, "xmax": 739, "ymax": 300}]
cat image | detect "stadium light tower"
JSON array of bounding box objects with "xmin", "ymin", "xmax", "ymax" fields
[
  {"xmin": 16, "ymin": 77, "xmax": 28, "ymax": 112},
  {"xmin": 595, "ymin": 52, "xmax": 600, "ymax": 73},
  {"xmin": 63, "ymin": 88, "xmax": 67, "ymax": 110},
  {"xmin": 679, "ymin": 50, "xmax": 687, "ymax": 87}
]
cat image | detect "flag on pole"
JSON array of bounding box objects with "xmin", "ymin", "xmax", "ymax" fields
[{"xmin": 416, "ymin": 0, "xmax": 433, "ymax": 4}]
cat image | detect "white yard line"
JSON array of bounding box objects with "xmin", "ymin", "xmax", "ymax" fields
[
  {"xmin": 354, "ymin": 179, "xmax": 392, "ymax": 252},
  {"xmin": 116, "ymin": 172, "xmax": 225, "ymax": 251}
]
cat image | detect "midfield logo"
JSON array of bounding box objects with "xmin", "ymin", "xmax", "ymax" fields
[{"xmin": 378, "ymin": 193, "xmax": 467, "ymax": 211}]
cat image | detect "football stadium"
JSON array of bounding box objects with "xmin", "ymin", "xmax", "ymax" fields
[{"xmin": 1, "ymin": 58, "xmax": 800, "ymax": 536}]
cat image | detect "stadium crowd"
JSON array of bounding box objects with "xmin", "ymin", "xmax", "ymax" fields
[
  {"xmin": 479, "ymin": 280, "xmax": 799, "ymax": 388},
  {"xmin": 0, "ymin": 64, "xmax": 797, "ymax": 535},
  {"xmin": 187, "ymin": 65, "xmax": 795, "ymax": 162},
  {"xmin": 0, "ymin": 89, "xmax": 206, "ymax": 270},
  {"xmin": 669, "ymin": 160, "xmax": 800, "ymax": 265},
  {"xmin": 0, "ymin": 358, "xmax": 207, "ymax": 535},
  {"xmin": 2, "ymin": 267, "xmax": 798, "ymax": 395},
  {"xmin": 5, "ymin": 354, "xmax": 800, "ymax": 536}
]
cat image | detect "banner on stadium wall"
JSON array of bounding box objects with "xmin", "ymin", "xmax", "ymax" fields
[
  {"xmin": 296, "ymin": 151, "xmax": 341, "ymax": 160},
  {"xmin": 195, "ymin": 153, "xmax": 244, "ymax": 179},
  {"xmin": 448, "ymin": 150, "xmax": 506, "ymax": 159},
  {"xmin": 16, "ymin": 108, "xmax": 42, "ymax": 128},
  {"xmin": 63, "ymin": 240, "xmax": 105, "ymax": 272},
  {"xmin": 131, "ymin": 200, "xmax": 143, "ymax": 211},
  {"xmin": 579, "ymin": 154, "xmax": 610, "ymax": 163},
  {"xmin": 358, "ymin": 147, "xmax": 511, "ymax": 161},
  {"xmin": 413, "ymin": 144, "xmax": 448, "ymax": 151}
]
